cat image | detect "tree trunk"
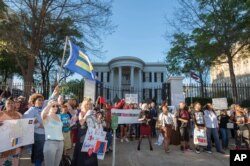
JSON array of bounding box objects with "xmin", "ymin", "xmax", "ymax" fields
[
  {"xmin": 199, "ymin": 72, "xmax": 204, "ymax": 97},
  {"xmin": 23, "ymin": 57, "xmax": 35, "ymax": 99},
  {"xmin": 227, "ymin": 55, "xmax": 238, "ymax": 103}
]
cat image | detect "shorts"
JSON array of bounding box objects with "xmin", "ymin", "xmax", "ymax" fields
[
  {"xmin": 179, "ymin": 127, "xmax": 189, "ymax": 142},
  {"xmin": 63, "ymin": 132, "xmax": 72, "ymax": 150}
]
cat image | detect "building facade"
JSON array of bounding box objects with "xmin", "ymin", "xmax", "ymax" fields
[
  {"xmin": 211, "ymin": 48, "xmax": 250, "ymax": 84},
  {"xmin": 93, "ymin": 56, "xmax": 167, "ymax": 103}
]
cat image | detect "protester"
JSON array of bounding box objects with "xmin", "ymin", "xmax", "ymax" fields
[
  {"xmin": 204, "ymin": 103, "xmax": 224, "ymax": 154},
  {"xmin": 60, "ymin": 104, "xmax": 72, "ymax": 155},
  {"xmin": 23, "ymin": 93, "xmax": 45, "ymax": 166},
  {"xmin": 176, "ymin": 101, "xmax": 191, "ymax": 152},
  {"xmin": 192, "ymin": 102, "xmax": 206, "ymax": 154},
  {"xmin": 0, "ymin": 97, "xmax": 22, "ymax": 166},
  {"xmin": 41, "ymin": 100, "xmax": 64, "ymax": 166},
  {"xmin": 72, "ymin": 97, "xmax": 98, "ymax": 166},
  {"xmin": 103, "ymin": 104, "xmax": 113, "ymax": 152},
  {"xmin": 158, "ymin": 105, "xmax": 174, "ymax": 153},
  {"xmin": 219, "ymin": 109, "xmax": 230, "ymax": 150},
  {"xmin": 137, "ymin": 103, "xmax": 153, "ymax": 151},
  {"xmin": 231, "ymin": 105, "xmax": 249, "ymax": 150},
  {"xmin": 149, "ymin": 101, "xmax": 158, "ymax": 137}
]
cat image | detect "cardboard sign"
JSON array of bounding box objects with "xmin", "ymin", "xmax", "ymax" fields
[
  {"xmin": 81, "ymin": 127, "xmax": 106, "ymax": 153},
  {"xmin": 212, "ymin": 98, "xmax": 228, "ymax": 110},
  {"xmin": 125, "ymin": 94, "xmax": 138, "ymax": 104},
  {"xmin": 0, "ymin": 118, "xmax": 35, "ymax": 152},
  {"xmin": 111, "ymin": 109, "xmax": 141, "ymax": 124},
  {"xmin": 193, "ymin": 128, "xmax": 208, "ymax": 146},
  {"xmin": 84, "ymin": 78, "xmax": 96, "ymax": 102}
]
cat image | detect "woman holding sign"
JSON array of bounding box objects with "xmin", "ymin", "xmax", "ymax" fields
[
  {"xmin": 72, "ymin": 97, "xmax": 98, "ymax": 166},
  {"xmin": 0, "ymin": 97, "xmax": 22, "ymax": 166}
]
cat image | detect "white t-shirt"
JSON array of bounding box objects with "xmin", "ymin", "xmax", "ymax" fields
[{"xmin": 158, "ymin": 112, "xmax": 174, "ymax": 126}]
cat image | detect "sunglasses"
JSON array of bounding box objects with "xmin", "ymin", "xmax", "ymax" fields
[{"xmin": 52, "ymin": 105, "xmax": 59, "ymax": 108}]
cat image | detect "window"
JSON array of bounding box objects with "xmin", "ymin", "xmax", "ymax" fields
[
  {"xmin": 101, "ymin": 72, "xmax": 103, "ymax": 82},
  {"xmin": 154, "ymin": 73, "xmax": 157, "ymax": 82},
  {"xmin": 149, "ymin": 89, "xmax": 152, "ymax": 99},
  {"xmin": 149, "ymin": 72, "xmax": 152, "ymax": 82},
  {"xmin": 161, "ymin": 73, "xmax": 164, "ymax": 82},
  {"xmin": 154, "ymin": 89, "xmax": 158, "ymax": 100},
  {"xmin": 107, "ymin": 72, "xmax": 110, "ymax": 82},
  {"xmin": 145, "ymin": 72, "xmax": 150, "ymax": 82},
  {"xmin": 143, "ymin": 72, "xmax": 145, "ymax": 82}
]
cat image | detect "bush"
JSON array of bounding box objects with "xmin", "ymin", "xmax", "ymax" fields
[
  {"xmin": 240, "ymin": 99, "xmax": 250, "ymax": 108},
  {"xmin": 185, "ymin": 97, "xmax": 233, "ymax": 107}
]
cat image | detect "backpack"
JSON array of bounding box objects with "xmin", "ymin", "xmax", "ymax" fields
[{"xmin": 60, "ymin": 154, "xmax": 72, "ymax": 166}]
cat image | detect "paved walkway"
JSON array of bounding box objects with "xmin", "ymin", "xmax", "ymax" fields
[{"xmin": 20, "ymin": 137, "xmax": 230, "ymax": 166}]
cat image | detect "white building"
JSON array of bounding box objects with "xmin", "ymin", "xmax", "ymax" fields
[{"xmin": 93, "ymin": 56, "xmax": 167, "ymax": 103}]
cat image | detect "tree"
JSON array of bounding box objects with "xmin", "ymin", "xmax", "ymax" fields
[
  {"xmin": 0, "ymin": 0, "xmax": 114, "ymax": 95},
  {"xmin": 166, "ymin": 32, "xmax": 213, "ymax": 97},
  {"xmin": 167, "ymin": 0, "xmax": 250, "ymax": 102},
  {"xmin": 35, "ymin": 17, "xmax": 82, "ymax": 98}
]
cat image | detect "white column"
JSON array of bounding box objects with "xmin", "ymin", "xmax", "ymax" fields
[
  {"xmin": 130, "ymin": 66, "xmax": 134, "ymax": 89},
  {"xmin": 110, "ymin": 68, "xmax": 114, "ymax": 100},
  {"xmin": 118, "ymin": 66, "xmax": 122, "ymax": 98},
  {"xmin": 138, "ymin": 69, "xmax": 142, "ymax": 102}
]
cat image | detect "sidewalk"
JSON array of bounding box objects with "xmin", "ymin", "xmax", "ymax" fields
[{"xmin": 20, "ymin": 137, "xmax": 230, "ymax": 166}]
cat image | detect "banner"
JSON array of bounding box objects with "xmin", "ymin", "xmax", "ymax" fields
[
  {"xmin": 81, "ymin": 127, "xmax": 106, "ymax": 154},
  {"xmin": 111, "ymin": 109, "xmax": 141, "ymax": 124},
  {"xmin": 212, "ymin": 98, "xmax": 228, "ymax": 110},
  {"xmin": 193, "ymin": 128, "xmax": 208, "ymax": 146},
  {"xmin": 125, "ymin": 94, "xmax": 138, "ymax": 104},
  {"xmin": 0, "ymin": 118, "xmax": 35, "ymax": 152}
]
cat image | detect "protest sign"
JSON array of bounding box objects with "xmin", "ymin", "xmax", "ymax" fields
[
  {"xmin": 84, "ymin": 78, "xmax": 96, "ymax": 102},
  {"xmin": 94, "ymin": 140, "xmax": 107, "ymax": 160},
  {"xmin": 0, "ymin": 118, "xmax": 35, "ymax": 152},
  {"xmin": 193, "ymin": 128, "xmax": 208, "ymax": 146},
  {"xmin": 212, "ymin": 98, "xmax": 228, "ymax": 110},
  {"xmin": 81, "ymin": 127, "xmax": 107, "ymax": 153},
  {"xmin": 111, "ymin": 109, "xmax": 141, "ymax": 124},
  {"xmin": 125, "ymin": 94, "xmax": 138, "ymax": 104}
]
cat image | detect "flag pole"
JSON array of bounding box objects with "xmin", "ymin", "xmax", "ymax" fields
[
  {"xmin": 58, "ymin": 36, "xmax": 69, "ymax": 84},
  {"xmin": 190, "ymin": 72, "xmax": 193, "ymax": 105}
]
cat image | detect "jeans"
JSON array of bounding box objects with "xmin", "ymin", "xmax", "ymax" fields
[
  {"xmin": 206, "ymin": 128, "xmax": 222, "ymax": 152},
  {"xmin": 43, "ymin": 140, "xmax": 64, "ymax": 166},
  {"xmin": 220, "ymin": 128, "xmax": 228, "ymax": 148},
  {"xmin": 106, "ymin": 131, "xmax": 113, "ymax": 148}
]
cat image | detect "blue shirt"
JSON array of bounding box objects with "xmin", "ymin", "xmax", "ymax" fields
[{"xmin": 60, "ymin": 113, "xmax": 71, "ymax": 132}]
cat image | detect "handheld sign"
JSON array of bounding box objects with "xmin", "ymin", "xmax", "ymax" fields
[{"xmin": 212, "ymin": 98, "xmax": 228, "ymax": 110}]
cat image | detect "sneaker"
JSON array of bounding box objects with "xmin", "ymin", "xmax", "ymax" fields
[
  {"xmin": 120, "ymin": 139, "xmax": 124, "ymax": 143},
  {"xmin": 125, "ymin": 138, "xmax": 129, "ymax": 142},
  {"xmin": 195, "ymin": 148, "xmax": 200, "ymax": 154},
  {"xmin": 218, "ymin": 151, "xmax": 225, "ymax": 154},
  {"xmin": 195, "ymin": 150, "xmax": 200, "ymax": 154},
  {"xmin": 206, "ymin": 151, "xmax": 212, "ymax": 154}
]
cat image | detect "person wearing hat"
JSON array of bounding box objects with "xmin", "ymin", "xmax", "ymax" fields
[{"xmin": 137, "ymin": 103, "xmax": 153, "ymax": 151}]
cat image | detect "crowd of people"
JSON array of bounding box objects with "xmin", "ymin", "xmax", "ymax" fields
[{"xmin": 0, "ymin": 85, "xmax": 250, "ymax": 166}]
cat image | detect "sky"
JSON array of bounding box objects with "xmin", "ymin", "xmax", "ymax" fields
[{"xmin": 92, "ymin": 0, "xmax": 179, "ymax": 63}]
